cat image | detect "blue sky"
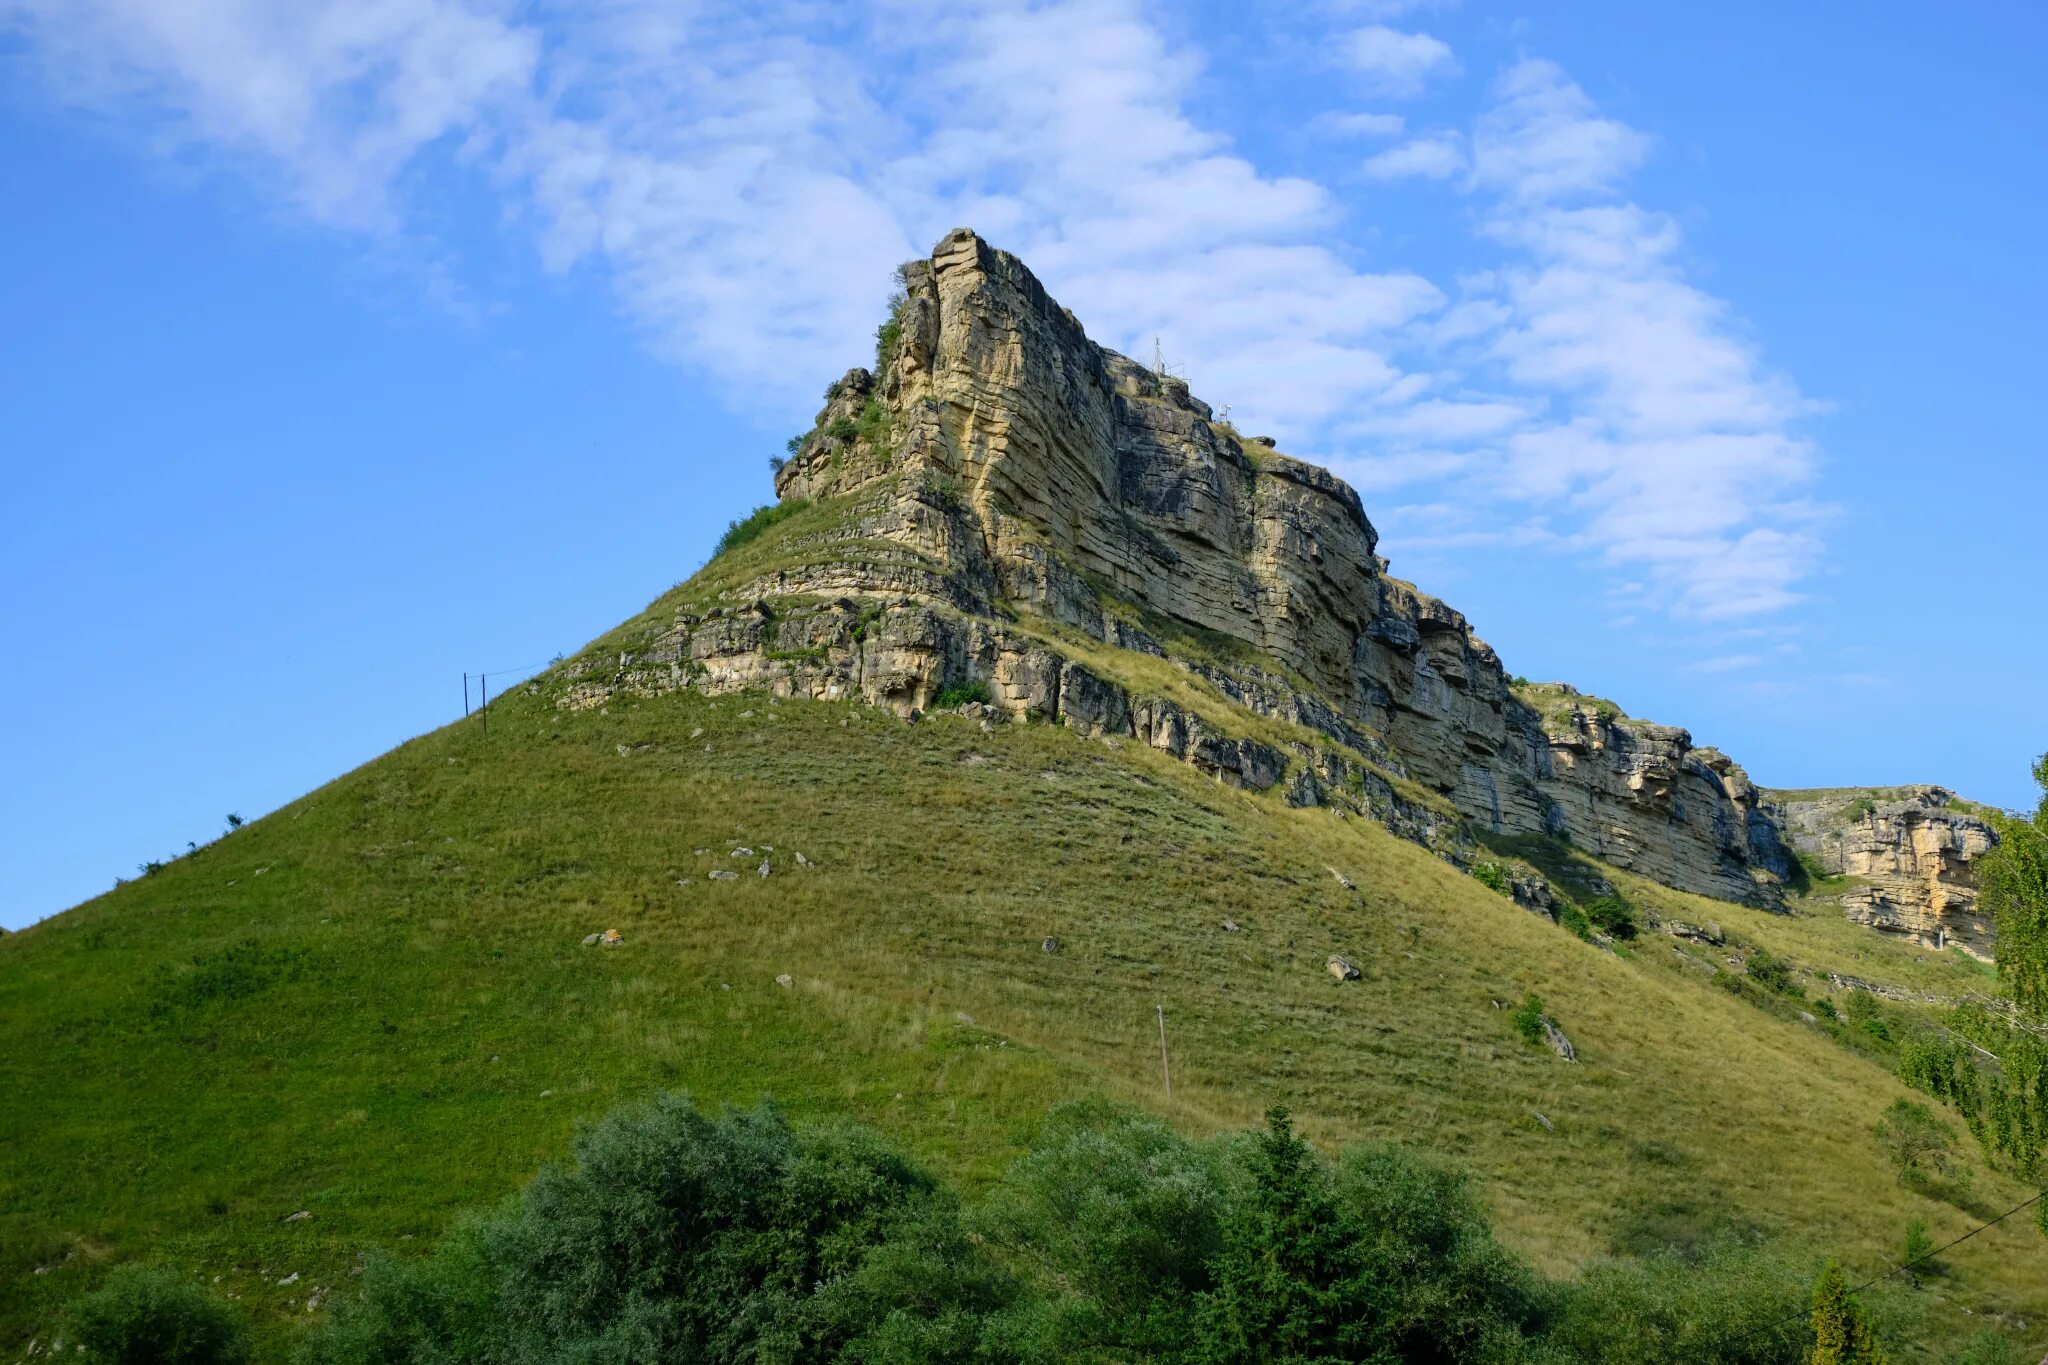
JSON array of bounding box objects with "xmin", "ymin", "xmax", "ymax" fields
[{"xmin": 3, "ymin": 0, "xmax": 2043, "ymax": 928}]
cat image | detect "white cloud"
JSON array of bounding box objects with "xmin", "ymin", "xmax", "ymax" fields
[
  {"xmin": 1361, "ymin": 132, "xmax": 1466, "ymax": 180},
  {"xmin": 0, "ymin": 2, "xmax": 1824, "ymax": 622},
  {"xmin": 1471, "ymin": 59, "xmax": 1650, "ymax": 203},
  {"xmin": 1342, "ymin": 25, "xmax": 1459, "ymax": 98},
  {"xmin": 1315, "ymin": 110, "xmax": 1407, "ymax": 139},
  {"xmin": 1684, "ymin": 654, "xmax": 1762, "ymax": 674},
  {"xmin": 1385, "ymin": 60, "xmax": 1826, "ymax": 620}
]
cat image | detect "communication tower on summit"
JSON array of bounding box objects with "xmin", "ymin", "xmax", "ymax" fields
[{"xmin": 1150, "ymin": 336, "xmax": 1185, "ymax": 382}]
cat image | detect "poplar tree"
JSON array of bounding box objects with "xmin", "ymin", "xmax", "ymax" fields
[{"xmin": 1807, "ymin": 1261, "xmax": 1885, "ymax": 1365}]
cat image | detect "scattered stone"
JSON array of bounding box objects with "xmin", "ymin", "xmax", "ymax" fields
[
  {"xmin": 616, "ymin": 742, "xmax": 653, "ymax": 757},
  {"xmin": 1533, "ymin": 1112, "xmax": 1554, "ymax": 1132},
  {"xmin": 1799, "ymin": 1011, "xmax": 1818, "ymax": 1024},
  {"xmin": 731, "ymin": 847, "xmax": 755, "ymax": 858},
  {"xmin": 738, "ymin": 709, "xmax": 754, "ymax": 719},
  {"xmin": 795, "ymin": 851, "xmax": 812, "ymax": 867},
  {"xmin": 600, "ymin": 929, "xmax": 622, "ymax": 946},
  {"xmin": 1041, "ymin": 936, "xmax": 1060, "ymax": 954},
  {"xmin": 694, "ymin": 848, "xmax": 709, "ymax": 856},
  {"xmin": 1540, "ymin": 1016, "xmax": 1577, "ymax": 1062},
  {"xmin": 1328, "ymin": 867, "xmax": 1355, "ymax": 890},
  {"xmin": 279, "ymin": 1272, "xmax": 300, "ymax": 1286},
  {"xmin": 1662, "ymin": 920, "xmax": 1725, "ymax": 946},
  {"xmin": 1326, "ymin": 954, "xmax": 1361, "ymax": 982},
  {"xmin": 690, "ymin": 727, "xmax": 704, "ymax": 739},
  {"xmin": 675, "ymin": 879, "xmax": 690, "ymax": 887},
  {"xmin": 254, "ymin": 867, "xmax": 269, "ymax": 876},
  {"xmin": 710, "ymin": 870, "xmax": 739, "ymax": 881},
  {"xmin": 962, "ymin": 753, "xmax": 990, "ymax": 765},
  {"xmin": 1222, "ymin": 918, "xmax": 1241, "ymax": 933},
  {"xmin": 758, "ymin": 861, "xmax": 771, "ymax": 878},
  {"xmin": 539, "ymin": 1089, "xmax": 553, "ymax": 1098},
  {"xmin": 775, "ymin": 974, "xmax": 794, "ymax": 988},
  {"xmin": 955, "ymin": 1011, "xmax": 975, "ymax": 1025},
  {"xmin": 581, "ymin": 933, "xmax": 602, "ymax": 946},
  {"xmin": 283, "ymin": 1211, "xmax": 311, "ymax": 1223}
]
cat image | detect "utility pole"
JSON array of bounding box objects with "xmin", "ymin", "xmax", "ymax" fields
[
  {"xmin": 480, "ymin": 673, "xmax": 488, "ymax": 739},
  {"xmin": 1156, "ymin": 1003, "xmax": 1173, "ymax": 1098},
  {"xmin": 463, "ymin": 671, "xmax": 470, "ymax": 717}
]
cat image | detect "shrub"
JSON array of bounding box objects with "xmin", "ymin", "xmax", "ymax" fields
[
  {"xmin": 1874, "ymin": 1098, "xmax": 1959, "ymax": 1185},
  {"xmin": 1541, "ymin": 1241, "xmax": 1817, "ymax": 1364},
  {"xmin": 1845, "ymin": 989, "xmax": 1894, "ymax": 1044},
  {"xmin": 974, "ymin": 1101, "xmax": 1223, "ymax": 1357},
  {"xmin": 67, "ymin": 1265, "xmax": 249, "ymax": 1365},
  {"xmin": 1814, "ymin": 997, "xmax": 1840, "ymax": 1021},
  {"xmin": 932, "ymin": 680, "xmax": 993, "ymax": 709},
  {"xmin": 785, "ymin": 432, "xmax": 807, "ymax": 455},
  {"xmin": 854, "ymin": 395, "xmax": 891, "ymax": 445},
  {"xmin": 1557, "ymin": 901, "xmax": 1595, "ymax": 941},
  {"xmin": 826, "ymin": 416, "xmax": 859, "ymax": 442},
  {"xmin": 223, "ymin": 813, "xmax": 243, "ymax": 832},
  {"xmin": 710, "ymin": 500, "xmax": 807, "ymax": 559},
  {"xmin": 1471, "ymin": 861, "xmax": 1510, "ymax": 895},
  {"xmin": 1745, "ymin": 947, "xmax": 1796, "ymax": 995},
  {"xmin": 1950, "ymin": 1328, "xmax": 2025, "ymax": 1365},
  {"xmin": 301, "ymin": 1094, "xmax": 1017, "ymax": 1364},
  {"xmin": 1511, "ymin": 993, "xmax": 1547, "ymax": 1047},
  {"xmin": 1901, "ymin": 1217, "xmax": 1934, "ymax": 1268},
  {"xmin": 1584, "ymin": 894, "xmax": 1640, "ymax": 940}
]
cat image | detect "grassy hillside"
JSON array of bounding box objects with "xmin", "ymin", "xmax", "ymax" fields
[{"xmin": 4, "ymin": 609, "xmax": 2045, "ymax": 1356}]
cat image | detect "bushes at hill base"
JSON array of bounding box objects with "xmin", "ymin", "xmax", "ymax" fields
[
  {"xmin": 279, "ymin": 1093, "xmax": 1944, "ymax": 1364},
  {"xmin": 67, "ymin": 1265, "xmax": 250, "ymax": 1365}
]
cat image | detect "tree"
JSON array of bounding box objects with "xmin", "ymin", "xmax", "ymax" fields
[
  {"xmin": 1873, "ymin": 1099, "xmax": 1958, "ymax": 1186},
  {"xmin": 1806, "ymin": 1261, "xmax": 1885, "ymax": 1364},
  {"xmin": 1982, "ymin": 753, "xmax": 2048, "ymax": 1022}
]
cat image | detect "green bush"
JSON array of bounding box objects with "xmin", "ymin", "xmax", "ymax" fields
[
  {"xmin": 1745, "ymin": 947, "xmax": 1796, "ymax": 995},
  {"xmin": 302, "ymin": 1093, "xmax": 1927, "ymax": 1365},
  {"xmin": 1584, "ymin": 894, "xmax": 1640, "ymax": 940},
  {"xmin": 974, "ymin": 1101, "xmax": 1223, "ymax": 1357},
  {"xmin": 1472, "ymin": 861, "xmax": 1510, "ymax": 895},
  {"xmin": 1539, "ymin": 1241, "xmax": 1818, "ymax": 1364},
  {"xmin": 1557, "ymin": 901, "xmax": 1595, "ymax": 941},
  {"xmin": 1844, "ymin": 989, "xmax": 1894, "ymax": 1044},
  {"xmin": 67, "ymin": 1265, "xmax": 250, "ymax": 1365},
  {"xmin": 932, "ymin": 680, "xmax": 993, "ymax": 709},
  {"xmin": 853, "ymin": 396, "xmax": 892, "ymax": 447},
  {"xmin": 710, "ymin": 500, "xmax": 807, "ymax": 559},
  {"xmin": 1950, "ymin": 1327, "xmax": 2025, "ymax": 1364},
  {"xmin": 1511, "ymin": 993, "xmax": 1548, "ymax": 1047},
  {"xmin": 300, "ymin": 1094, "xmax": 1016, "ymax": 1365}
]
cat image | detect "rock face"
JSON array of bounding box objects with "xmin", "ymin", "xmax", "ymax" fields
[
  {"xmin": 566, "ymin": 229, "xmax": 1793, "ymax": 908},
  {"xmin": 1770, "ymin": 787, "xmax": 1999, "ymax": 958}
]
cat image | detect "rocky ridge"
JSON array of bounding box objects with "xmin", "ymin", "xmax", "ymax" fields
[
  {"xmin": 566, "ymin": 229, "xmax": 1804, "ymax": 910},
  {"xmin": 1769, "ymin": 787, "xmax": 2000, "ymax": 959}
]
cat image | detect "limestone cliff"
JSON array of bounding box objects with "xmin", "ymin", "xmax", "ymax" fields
[
  {"xmin": 1769, "ymin": 787, "xmax": 2000, "ymax": 958},
  {"xmin": 568, "ymin": 229, "xmax": 1792, "ymax": 908}
]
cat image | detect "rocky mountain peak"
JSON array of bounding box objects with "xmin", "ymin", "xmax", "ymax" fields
[{"xmin": 569, "ymin": 229, "xmax": 2014, "ymax": 925}]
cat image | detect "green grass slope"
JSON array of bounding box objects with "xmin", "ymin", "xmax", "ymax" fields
[{"xmin": 4, "ymin": 621, "xmax": 2044, "ymax": 1356}]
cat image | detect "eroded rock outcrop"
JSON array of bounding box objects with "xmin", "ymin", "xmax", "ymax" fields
[
  {"xmin": 569, "ymin": 229, "xmax": 1793, "ymax": 907},
  {"xmin": 1770, "ymin": 787, "xmax": 1999, "ymax": 958}
]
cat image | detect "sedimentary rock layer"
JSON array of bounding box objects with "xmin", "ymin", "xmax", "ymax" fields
[
  {"xmin": 770, "ymin": 230, "xmax": 1791, "ymax": 905},
  {"xmin": 1770, "ymin": 787, "xmax": 1999, "ymax": 958}
]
